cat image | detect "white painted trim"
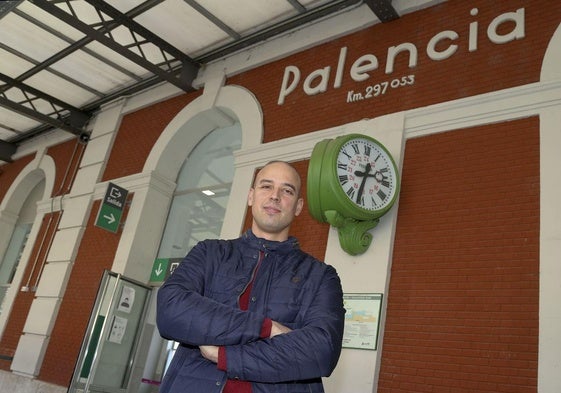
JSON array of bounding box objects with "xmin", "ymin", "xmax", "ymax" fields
[
  {"xmin": 405, "ymin": 80, "xmax": 561, "ymax": 138},
  {"xmin": 143, "ymin": 85, "xmax": 262, "ymax": 179},
  {"xmin": 537, "ymin": 21, "xmax": 561, "ymax": 393},
  {"xmin": 0, "ymin": 155, "xmax": 55, "ymax": 343}
]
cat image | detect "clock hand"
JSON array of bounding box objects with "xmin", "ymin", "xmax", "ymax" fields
[
  {"xmin": 355, "ymin": 172, "xmax": 377, "ymax": 178},
  {"xmin": 355, "ymin": 163, "xmax": 371, "ymax": 204},
  {"xmin": 355, "ymin": 169, "xmax": 386, "ymax": 183},
  {"xmin": 354, "ymin": 163, "xmax": 373, "ymax": 177}
]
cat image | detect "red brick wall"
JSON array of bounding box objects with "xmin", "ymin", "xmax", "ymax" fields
[
  {"xmin": 0, "ymin": 154, "xmax": 35, "ymax": 201},
  {"xmin": 46, "ymin": 139, "xmax": 86, "ymax": 197},
  {"xmin": 229, "ymin": 0, "xmax": 560, "ymax": 142},
  {"xmin": 102, "ymin": 92, "xmax": 201, "ymax": 181},
  {"xmin": 0, "ymin": 138, "xmax": 82, "ymax": 200},
  {"xmin": 38, "ymin": 196, "xmax": 132, "ymax": 386},
  {"xmin": 378, "ymin": 117, "xmax": 539, "ymax": 392},
  {"xmin": 0, "ymin": 212, "xmax": 60, "ymax": 370},
  {"xmin": 0, "ymin": 140, "xmax": 84, "ymax": 371}
]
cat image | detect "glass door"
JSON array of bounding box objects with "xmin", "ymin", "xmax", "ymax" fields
[{"xmin": 68, "ymin": 270, "xmax": 152, "ymax": 393}]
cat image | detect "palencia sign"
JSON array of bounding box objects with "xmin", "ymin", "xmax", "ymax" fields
[{"xmin": 277, "ymin": 7, "xmax": 526, "ymax": 105}]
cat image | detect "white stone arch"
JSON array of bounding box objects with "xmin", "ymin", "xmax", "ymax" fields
[
  {"xmin": 115, "ymin": 84, "xmax": 263, "ymax": 279},
  {"xmin": 0, "ymin": 155, "xmax": 55, "ymax": 213},
  {"xmin": 0, "ymin": 154, "xmax": 56, "ymax": 339},
  {"xmin": 144, "ymin": 84, "xmax": 263, "ymax": 179},
  {"xmin": 538, "ymin": 21, "xmax": 561, "ymax": 393},
  {"xmin": 540, "ymin": 22, "xmax": 561, "ymax": 81}
]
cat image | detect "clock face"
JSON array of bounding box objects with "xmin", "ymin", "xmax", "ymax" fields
[{"xmin": 336, "ymin": 137, "xmax": 397, "ymax": 211}]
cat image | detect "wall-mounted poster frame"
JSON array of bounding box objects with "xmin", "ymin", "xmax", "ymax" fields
[{"xmin": 342, "ymin": 293, "xmax": 383, "ymax": 350}]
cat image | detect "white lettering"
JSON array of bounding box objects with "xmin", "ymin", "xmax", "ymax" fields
[
  {"xmin": 107, "ymin": 197, "xmax": 123, "ymax": 208},
  {"xmin": 350, "ymin": 54, "xmax": 379, "ymax": 82},
  {"xmin": 276, "ymin": 7, "xmax": 526, "ymax": 104},
  {"xmin": 277, "ymin": 65, "xmax": 300, "ymax": 105},
  {"xmin": 488, "ymin": 8, "xmax": 525, "ymax": 44},
  {"xmin": 427, "ymin": 30, "xmax": 459, "ymax": 61},
  {"xmin": 334, "ymin": 46, "xmax": 347, "ymax": 88},
  {"xmin": 469, "ymin": 8, "xmax": 479, "ymax": 52},
  {"xmin": 385, "ymin": 42, "xmax": 417, "ymax": 74},
  {"xmin": 303, "ymin": 67, "xmax": 330, "ymax": 96}
]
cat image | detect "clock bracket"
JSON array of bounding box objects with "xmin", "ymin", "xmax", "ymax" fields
[{"xmin": 324, "ymin": 210, "xmax": 380, "ymax": 256}]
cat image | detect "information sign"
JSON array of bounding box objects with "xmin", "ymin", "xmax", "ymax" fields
[
  {"xmin": 149, "ymin": 258, "xmax": 181, "ymax": 285},
  {"xmin": 95, "ymin": 182, "xmax": 128, "ymax": 233}
]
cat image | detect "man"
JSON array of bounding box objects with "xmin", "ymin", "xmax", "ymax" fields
[{"xmin": 157, "ymin": 161, "xmax": 345, "ymax": 393}]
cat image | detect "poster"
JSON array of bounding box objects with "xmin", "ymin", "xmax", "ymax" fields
[
  {"xmin": 342, "ymin": 293, "xmax": 383, "ymax": 350},
  {"xmin": 117, "ymin": 285, "xmax": 135, "ymax": 313},
  {"xmin": 108, "ymin": 315, "xmax": 128, "ymax": 344}
]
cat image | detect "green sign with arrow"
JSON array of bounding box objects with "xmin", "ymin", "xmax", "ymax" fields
[
  {"xmin": 150, "ymin": 257, "xmax": 182, "ymax": 285},
  {"xmin": 150, "ymin": 258, "xmax": 169, "ymax": 283},
  {"xmin": 95, "ymin": 182, "xmax": 128, "ymax": 233}
]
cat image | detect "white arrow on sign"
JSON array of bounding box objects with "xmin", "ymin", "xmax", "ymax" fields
[
  {"xmin": 154, "ymin": 263, "xmax": 164, "ymax": 277},
  {"xmin": 110, "ymin": 187, "xmax": 122, "ymax": 199},
  {"xmin": 103, "ymin": 213, "xmax": 116, "ymax": 224}
]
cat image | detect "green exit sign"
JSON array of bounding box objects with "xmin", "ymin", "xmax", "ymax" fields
[
  {"xmin": 150, "ymin": 258, "xmax": 182, "ymax": 285},
  {"xmin": 95, "ymin": 182, "xmax": 128, "ymax": 233}
]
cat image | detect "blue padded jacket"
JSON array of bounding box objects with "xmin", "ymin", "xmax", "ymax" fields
[{"xmin": 156, "ymin": 230, "xmax": 345, "ymax": 393}]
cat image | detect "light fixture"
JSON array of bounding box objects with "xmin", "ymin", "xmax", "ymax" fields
[{"xmin": 202, "ymin": 189, "xmax": 215, "ymax": 196}]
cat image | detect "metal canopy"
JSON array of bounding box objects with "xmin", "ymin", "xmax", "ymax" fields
[{"xmin": 0, "ymin": 0, "xmax": 401, "ymax": 162}]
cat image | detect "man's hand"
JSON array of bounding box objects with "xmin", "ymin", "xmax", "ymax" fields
[
  {"xmin": 199, "ymin": 345, "xmax": 219, "ymax": 363},
  {"xmin": 270, "ymin": 320, "xmax": 292, "ymax": 337}
]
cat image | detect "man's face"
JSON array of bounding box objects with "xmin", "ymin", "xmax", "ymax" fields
[{"xmin": 248, "ymin": 162, "xmax": 304, "ymax": 241}]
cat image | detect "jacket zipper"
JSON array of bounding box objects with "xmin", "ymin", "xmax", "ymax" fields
[{"xmin": 237, "ymin": 250, "xmax": 265, "ymax": 308}]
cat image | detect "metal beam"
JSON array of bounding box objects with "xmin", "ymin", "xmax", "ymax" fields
[
  {"xmin": 183, "ymin": 0, "xmax": 241, "ymax": 40},
  {"xmin": 286, "ymin": 0, "xmax": 307, "ymax": 13},
  {"xmin": 85, "ymin": 0, "xmax": 197, "ymax": 66},
  {"xmin": 10, "ymin": 1, "xmax": 169, "ymax": 86},
  {"xmin": 0, "ymin": 139, "xmax": 17, "ymax": 162},
  {"xmin": 0, "ymin": 72, "xmax": 90, "ymax": 136},
  {"xmin": 10, "ymin": 0, "xmax": 363, "ymax": 144},
  {"xmin": 12, "ymin": 7, "xmax": 139, "ymax": 92},
  {"xmin": 29, "ymin": 0, "xmax": 199, "ymax": 91},
  {"xmin": 7, "ymin": 72, "xmax": 165, "ymax": 144},
  {"xmin": 198, "ymin": 0, "xmax": 362, "ymax": 63},
  {"xmin": 0, "ymin": 41, "xmax": 104, "ymax": 98},
  {"xmin": 363, "ymin": 0, "xmax": 399, "ymax": 22},
  {"xmin": 0, "ymin": 96, "xmax": 87, "ymax": 136},
  {"xmin": 0, "ymin": 1, "xmax": 23, "ymax": 19}
]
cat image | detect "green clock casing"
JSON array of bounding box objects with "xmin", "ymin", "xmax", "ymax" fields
[{"xmin": 307, "ymin": 133, "xmax": 400, "ymax": 255}]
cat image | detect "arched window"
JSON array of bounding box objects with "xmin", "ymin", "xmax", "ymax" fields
[
  {"xmin": 156, "ymin": 123, "xmax": 242, "ymax": 260},
  {"xmin": 0, "ymin": 179, "xmax": 44, "ymax": 314}
]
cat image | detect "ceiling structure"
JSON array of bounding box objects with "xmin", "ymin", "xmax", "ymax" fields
[{"xmin": 0, "ymin": 0, "xmax": 403, "ymax": 162}]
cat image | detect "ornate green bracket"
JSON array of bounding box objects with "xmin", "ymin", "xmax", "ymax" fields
[{"xmin": 324, "ymin": 210, "xmax": 379, "ymax": 256}]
